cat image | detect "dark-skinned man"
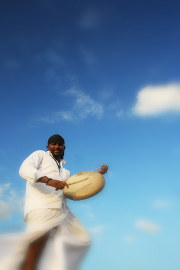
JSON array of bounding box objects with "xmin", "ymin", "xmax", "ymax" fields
[{"xmin": 18, "ymin": 134, "xmax": 108, "ymax": 270}]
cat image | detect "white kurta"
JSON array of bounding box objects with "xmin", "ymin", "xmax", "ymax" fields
[
  {"xmin": 0, "ymin": 150, "xmax": 90, "ymax": 270},
  {"xmin": 19, "ymin": 150, "xmax": 71, "ymax": 218}
]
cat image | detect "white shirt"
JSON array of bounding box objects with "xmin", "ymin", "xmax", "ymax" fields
[{"xmin": 19, "ymin": 150, "xmax": 70, "ymax": 218}]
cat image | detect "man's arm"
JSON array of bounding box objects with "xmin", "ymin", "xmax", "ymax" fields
[
  {"xmin": 37, "ymin": 176, "xmax": 69, "ymax": 190},
  {"xmin": 19, "ymin": 151, "xmax": 69, "ymax": 190},
  {"xmin": 19, "ymin": 151, "xmax": 46, "ymax": 184}
]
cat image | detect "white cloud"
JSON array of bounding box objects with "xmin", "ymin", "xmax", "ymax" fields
[
  {"xmin": 35, "ymin": 88, "xmax": 103, "ymax": 124},
  {"xmin": 132, "ymin": 83, "xmax": 180, "ymax": 116},
  {"xmin": 80, "ymin": 203, "xmax": 95, "ymax": 220},
  {"xmin": 38, "ymin": 111, "xmax": 75, "ymax": 123},
  {"xmin": 88, "ymin": 224, "xmax": 106, "ymax": 243},
  {"xmin": 0, "ymin": 200, "xmax": 13, "ymax": 219},
  {"xmin": 153, "ymin": 199, "xmax": 172, "ymax": 209},
  {"xmin": 107, "ymin": 99, "xmax": 124, "ymax": 119},
  {"xmin": 0, "ymin": 183, "xmax": 10, "ymax": 197},
  {"xmin": 78, "ymin": 5, "xmax": 109, "ymax": 30},
  {"xmin": 123, "ymin": 234, "xmax": 137, "ymax": 244},
  {"xmin": 116, "ymin": 110, "xmax": 124, "ymax": 119},
  {"xmin": 135, "ymin": 219, "xmax": 161, "ymax": 234},
  {"xmin": 80, "ymin": 47, "xmax": 96, "ymax": 66},
  {"xmin": 78, "ymin": 8, "xmax": 101, "ymax": 30},
  {"xmin": 89, "ymin": 225, "xmax": 104, "ymax": 235},
  {"xmin": 68, "ymin": 88, "xmax": 103, "ymax": 120},
  {"xmin": 0, "ymin": 184, "xmax": 24, "ymax": 220},
  {"xmin": 5, "ymin": 60, "xmax": 20, "ymax": 69},
  {"xmin": 44, "ymin": 50, "xmax": 65, "ymax": 65},
  {"xmin": 7, "ymin": 190, "xmax": 24, "ymax": 213},
  {"xmin": 98, "ymin": 89, "xmax": 114, "ymax": 100}
]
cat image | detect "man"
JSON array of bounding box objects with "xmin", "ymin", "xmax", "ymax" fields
[{"xmin": 18, "ymin": 134, "xmax": 108, "ymax": 270}]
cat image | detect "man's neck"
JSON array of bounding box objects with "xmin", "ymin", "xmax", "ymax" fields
[
  {"xmin": 53, "ymin": 155, "xmax": 61, "ymax": 162},
  {"xmin": 47, "ymin": 150, "xmax": 60, "ymax": 160}
]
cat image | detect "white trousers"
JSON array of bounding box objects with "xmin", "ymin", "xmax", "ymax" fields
[{"xmin": 0, "ymin": 208, "xmax": 91, "ymax": 270}]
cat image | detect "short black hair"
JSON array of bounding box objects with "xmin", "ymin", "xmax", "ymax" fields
[{"xmin": 48, "ymin": 134, "xmax": 65, "ymax": 146}]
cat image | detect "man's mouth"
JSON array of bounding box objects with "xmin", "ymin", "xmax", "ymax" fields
[{"xmin": 54, "ymin": 149, "xmax": 60, "ymax": 153}]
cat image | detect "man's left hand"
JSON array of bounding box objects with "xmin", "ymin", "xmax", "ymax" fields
[{"xmin": 98, "ymin": 164, "xmax": 108, "ymax": 175}]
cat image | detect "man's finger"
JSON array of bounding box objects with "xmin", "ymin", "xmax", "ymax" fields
[{"xmin": 64, "ymin": 182, "xmax": 69, "ymax": 188}]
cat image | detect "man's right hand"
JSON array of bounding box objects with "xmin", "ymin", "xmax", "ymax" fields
[
  {"xmin": 47, "ymin": 179, "xmax": 69, "ymax": 190},
  {"xmin": 37, "ymin": 176, "xmax": 69, "ymax": 190}
]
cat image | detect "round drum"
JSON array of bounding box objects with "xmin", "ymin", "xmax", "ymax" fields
[{"xmin": 63, "ymin": 171, "xmax": 105, "ymax": 200}]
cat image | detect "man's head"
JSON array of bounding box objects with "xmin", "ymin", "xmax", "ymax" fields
[{"xmin": 46, "ymin": 134, "xmax": 65, "ymax": 159}]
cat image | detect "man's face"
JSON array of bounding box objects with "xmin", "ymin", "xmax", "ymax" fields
[{"xmin": 46, "ymin": 142, "xmax": 65, "ymax": 159}]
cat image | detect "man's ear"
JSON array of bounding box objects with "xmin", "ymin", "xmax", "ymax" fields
[{"xmin": 46, "ymin": 145, "xmax": 49, "ymax": 151}]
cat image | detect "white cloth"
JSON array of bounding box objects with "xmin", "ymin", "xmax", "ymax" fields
[
  {"xmin": 0, "ymin": 208, "xmax": 90, "ymax": 270},
  {"xmin": 19, "ymin": 150, "xmax": 70, "ymax": 218},
  {"xmin": 0, "ymin": 150, "xmax": 90, "ymax": 270}
]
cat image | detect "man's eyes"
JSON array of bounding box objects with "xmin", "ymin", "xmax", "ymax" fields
[{"xmin": 51, "ymin": 143, "xmax": 63, "ymax": 147}]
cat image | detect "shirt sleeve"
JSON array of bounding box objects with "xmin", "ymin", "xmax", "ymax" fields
[
  {"xmin": 19, "ymin": 151, "xmax": 45, "ymax": 184},
  {"xmin": 63, "ymin": 168, "xmax": 71, "ymax": 180}
]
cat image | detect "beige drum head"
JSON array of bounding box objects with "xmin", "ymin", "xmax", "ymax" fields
[{"xmin": 63, "ymin": 171, "xmax": 105, "ymax": 200}]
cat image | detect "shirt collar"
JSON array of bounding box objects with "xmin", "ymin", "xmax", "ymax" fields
[{"xmin": 47, "ymin": 150, "xmax": 66, "ymax": 165}]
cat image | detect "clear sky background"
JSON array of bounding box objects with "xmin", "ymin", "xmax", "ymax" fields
[{"xmin": 0, "ymin": 0, "xmax": 180, "ymax": 269}]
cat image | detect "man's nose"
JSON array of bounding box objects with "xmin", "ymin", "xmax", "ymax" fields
[{"xmin": 54, "ymin": 144, "xmax": 59, "ymax": 148}]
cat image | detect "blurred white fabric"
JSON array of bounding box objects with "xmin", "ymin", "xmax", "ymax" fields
[{"xmin": 0, "ymin": 208, "xmax": 90, "ymax": 270}]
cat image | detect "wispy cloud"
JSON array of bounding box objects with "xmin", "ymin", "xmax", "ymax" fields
[
  {"xmin": 44, "ymin": 49, "xmax": 66, "ymax": 66},
  {"xmin": 98, "ymin": 88, "xmax": 114, "ymax": 100},
  {"xmin": 89, "ymin": 225, "xmax": 104, "ymax": 235},
  {"xmin": 132, "ymin": 83, "xmax": 180, "ymax": 117},
  {"xmin": 80, "ymin": 203, "xmax": 95, "ymax": 220},
  {"xmin": 35, "ymin": 47, "xmax": 66, "ymax": 68},
  {"xmin": 5, "ymin": 60, "xmax": 20, "ymax": 69},
  {"xmin": 78, "ymin": 4, "xmax": 111, "ymax": 31},
  {"xmin": 79, "ymin": 47, "xmax": 97, "ymax": 66},
  {"xmin": 0, "ymin": 184, "xmax": 24, "ymax": 220},
  {"xmin": 67, "ymin": 88, "xmax": 103, "ymax": 119},
  {"xmin": 80, "ymin": 203, "xmax": 104, "ymax": 235},
  {"xmin": 38, "ymin": 111, "xmax": 75, "ymax": 123},
  {"xmin": 88, "ymin": 224, "xmax": 106, "ymax": 243},
  {"xmin": 0, "ymin": 200, "xmax": 13, "ymax": 219},
  {"xmin": 105, "ymin": 97, "xmax": 124, "ymax": 119},
  {"xmin": 115, "ymin": 110, "xmax": 124, "ymax": 119},
  {"xmin": 35, "ymin": 88, "xmax": 104, "ymax": 124},
  {"xmin": 135, "ymin": 219, "xmax": 161, "ymax": 234},
  {"xmin": 0, "ymin": 183, "xmax": 10, "ymax": 198},
  {"xmin": 123, "ymin": 234, "xmax": 137, "ymax": 244},
  {"xmin": 78, "ymin": 8, "xmax": 102, "ymax": 30},
  {"xmin": 153, "ymin": 199, "xmax": 172, "ymax": 209}
]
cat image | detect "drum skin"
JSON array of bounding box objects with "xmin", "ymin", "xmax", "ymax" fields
[{"xmin": 63, "ymin": 171, "xmax": 105, "ymax": 200}]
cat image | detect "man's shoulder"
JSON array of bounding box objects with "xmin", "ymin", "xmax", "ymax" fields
[
  {"xmin": 30, "ymin": 149, "xmax": 46, "ymax": 154},
  {"xmin": 28, "ymin": 150, "xmax": 47, "ymax": 158}
]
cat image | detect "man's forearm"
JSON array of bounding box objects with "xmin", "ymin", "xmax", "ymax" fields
[
  {"xmin": 37, "ymin": 177, "xmax": 69, "ymax": 190},
  {"xmin": 37, "ymin": 176, "xmax": 51, "ymax": 183}
]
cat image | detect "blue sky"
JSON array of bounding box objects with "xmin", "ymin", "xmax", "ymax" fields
[{"xmin": 0, "ymin": 0, "xmax": 180, "ymax": 269}]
